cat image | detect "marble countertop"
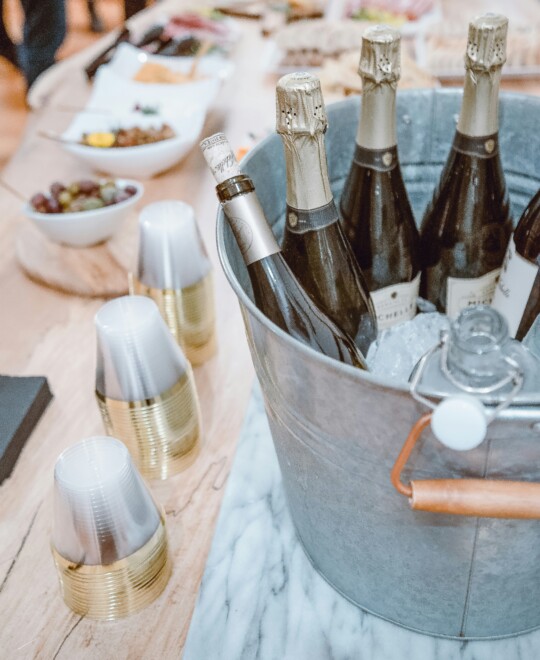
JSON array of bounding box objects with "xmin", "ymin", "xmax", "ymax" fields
[{"xmin": 184, "ymin": 386, "xmax": 540, "ymax": 660}]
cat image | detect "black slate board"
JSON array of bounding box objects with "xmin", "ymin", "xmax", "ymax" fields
[{"xmin": 0, "ymin": 376, "xmax": 53, "ymax": 484}]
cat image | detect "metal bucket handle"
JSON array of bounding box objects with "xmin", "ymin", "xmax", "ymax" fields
[{"xmin": 391, "ymin": 413, "xmax": 540, "ymax": 519}]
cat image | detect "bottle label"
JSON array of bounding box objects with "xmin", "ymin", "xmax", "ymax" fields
[
  {"xmin": 353, "ymin": 145, "xmax": 398, "ymax": 172},
  {"xmin": 452, "ymin": 131, "xmax": 498, "ymax": 159},
  {"xmin": 370, "ymin": 272, "xmax": 420, "ymax": 330},
  {"xmin": 223, "ymin": 193, "xmax": 281, "ymax": 266},
  {"xmin": 446, "ymin": 268, "xmax": 500, "ymax": 319},
  {"xmin": 491, "ymin": 236, "xmax": 539, "ymax": 337},
  {"xmin": 286, "ymin": 200, "xmax": 338, "ymax": 234}
]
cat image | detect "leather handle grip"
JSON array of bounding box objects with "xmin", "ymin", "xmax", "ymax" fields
[
  {"xmin": 410, "ymin": 479, "xmax": 540, "ymax": 519},
  {"xmin": 392, "ymin": 412, "xmax": 540, "ymax": 519}
]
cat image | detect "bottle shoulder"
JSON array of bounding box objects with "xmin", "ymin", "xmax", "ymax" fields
[{"xmin": 514, "ymin": 189, "xmax": 540, "ymax": 260}]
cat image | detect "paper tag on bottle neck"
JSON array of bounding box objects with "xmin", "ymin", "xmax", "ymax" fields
[
  {"xmin": 453, "ymin": 131, "xmax": 499, "ymax": 158},
  {"xmin": 491, "ymin": 236, "xmax": 539, "ymax": 337},
  {"xmin": 370, "ymin": 272, "xmax": 420, "ymax": 330},
  {"xmin": 285, "ymin": 200, "xmax": 338, "ymax": 234},
  {"xmin": 353, "ymin": 144, "xmax": 398, "ymax": 172}
]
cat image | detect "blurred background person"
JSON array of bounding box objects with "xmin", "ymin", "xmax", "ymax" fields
[{"xmin": 0, "ymin": 0, "xmax": 66, "ymax": 87}]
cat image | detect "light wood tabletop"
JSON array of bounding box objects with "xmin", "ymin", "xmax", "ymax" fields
[
  {"xmin": 0, "ymin": 0, "xmax": 539, "ymax": 657},
  {"xmin": 0, "ymin": 3, "xmax": 273, "ymax": 657}
]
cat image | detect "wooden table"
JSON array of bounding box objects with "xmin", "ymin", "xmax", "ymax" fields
[
  {"xmin": 0, "ymin": 1, "xmax": 539, "ymax": 657},
  {"xmin": 0, "ymin": 3, "xmax": 276, "ymax": 657}
]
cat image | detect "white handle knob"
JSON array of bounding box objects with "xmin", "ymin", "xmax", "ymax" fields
[{"xmin": 431, "ymin": 395, "xmax": 487, "ymax": 451}]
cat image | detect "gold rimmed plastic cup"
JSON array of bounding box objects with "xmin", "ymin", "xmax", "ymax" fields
[
  {"xmin": 52, "ymin": 436, "xmax": 172, "ymax": 620},
  {"xmin": 95, "ymin": 295, "xmax": 202, "ymax": 479},
  {"xmin": 134, "ymin": 200, "xmax": 217, "ymax": 366}
]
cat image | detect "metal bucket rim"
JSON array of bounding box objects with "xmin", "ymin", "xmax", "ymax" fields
[{"xmin": 215, "ymin": 89, "xmax": 540, "ymax": 406}]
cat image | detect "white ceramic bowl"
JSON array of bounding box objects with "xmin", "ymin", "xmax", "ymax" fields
[
  {"xmin": 24, "ymin": 179, "xmax": 143, "ymax": 247},
  {"xmin": 87, "ymin": 65, "xmax": 220, "ymax": 117},
  {"xmin": 61, "ymin": 109, "xmax": 205, "ymax": 179},
  {"xmin": 108, "ymin": 43, "xmax": 235, "ymax": 86}
]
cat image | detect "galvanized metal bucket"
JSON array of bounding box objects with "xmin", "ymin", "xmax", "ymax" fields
[{"xmin": 216, "ymin": 89, "xmax": 540, "ymax": 639}]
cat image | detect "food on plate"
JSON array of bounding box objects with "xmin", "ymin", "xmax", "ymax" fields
[
  {"xmin": 132, "ymin": 103, "xmax": 160, "ymax": 115},
  {"xmin": 30, "ymin": 180, "xmax": 138, "ymax": 214},
  {"xmin": 216, "ymin": 0, "xmax": 322, "ymax": 22},
  {"xmin": 270, "ymin": 18, "xmax": 435, "ymax": 96},
  {"xmin": 273, "ymin": 19, "xmax": 374, "ymax": 66},
  {"xmin": 82, "ymin": 132, "xmax": 117, "ymax": 148},
  {"xmin": 81, "ymin": 124, "xmax": 176, "ymax": 148},
  {"xmin": 214, "ymin": 1, "xmax": 267, "ymax": 19},
  {"xmin": 423, "ymin": 21, "xmax": 540, "ymax": 74},
  {"xmin": 348, "ymin": 0, "xmax": 434, "ymax": 23},
  {"xmin": 287, "ymin": 0, "xmax": 323, "ymax": 22},
  {"xmin": 319, "ymin": 49, "xmax": 437, "ymax": 98},
  {"xmin": 133, "ymin": 61, "xmax": 201, "ymax": 84},
  {"xmin": 141, "ymin": 11, "xmax": 237, "ymax": 55}
]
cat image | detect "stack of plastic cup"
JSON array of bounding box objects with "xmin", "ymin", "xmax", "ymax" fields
[
  {"xmin": 133, "ymin": 200, "xmax": 216, "ymax": 366},
  {"xmin": 51, "ymin": 436, "xmax": 171, "ymax": 620},
  {"xmin": 95, "ymin": 295, "xmax": 201, "ymax": 479}
]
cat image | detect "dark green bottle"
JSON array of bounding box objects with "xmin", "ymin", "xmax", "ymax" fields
[
  {"xmin": 420, "ymin": 14, "xmax": 513, "ymax": 318},
  {"xmin": 276, "ymin": 71, "xmax": 377, "ymax": 357},
  {"xmin": 340, "ymin": 25, "xmax": 420, "ymax": 331}
]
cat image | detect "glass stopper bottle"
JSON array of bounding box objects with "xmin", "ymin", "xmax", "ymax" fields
[{"xmin": 412, "ymin": 305, "xmax": 540, "ymax": 402}]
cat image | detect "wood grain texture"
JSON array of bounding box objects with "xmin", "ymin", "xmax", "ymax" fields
[
  {"xmin": 411, "ymin": 479, "xmax": 540, "ymax": 518},
  {"xmin": 15, "ymin": 222, "xmax": 134, "ymax": 298},
  {"xmin": 0, "ymin": 2, "xmax": 278, "ymax": 656}
]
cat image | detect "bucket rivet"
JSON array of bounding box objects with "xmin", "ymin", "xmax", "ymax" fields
[
  {"xmin": 532, "ymin": 422, "xmax": 540, "ymax": 434},
  {"xmin": 288, "ymin": 212, "xmax": 298, "ymax": 227}
]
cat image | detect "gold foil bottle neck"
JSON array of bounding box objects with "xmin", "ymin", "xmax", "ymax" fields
[
  {"xmin": 276, "ymin": 71, "xmax": 327, "ymax": 135},
  {"xmin": 359, "ymin": 25, "xmax": 401, "ymax": 85},
  {"xmin": 465, "ymin": 13, "xmax": 508, "ymax": 72}
]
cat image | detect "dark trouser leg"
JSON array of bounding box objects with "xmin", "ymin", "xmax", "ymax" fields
[
  {"xmin": 124, "ymin": 0, "xmax": 146, "ymax": 20},
  {"xmin": 19, "ymin": 0, "xmax": 66, "ymax": 87},
  {"xmin": 87, "ymin": 0, "xmax": 104, "ymax": 33},
  {"xmin": 0, "ymin": 0, "xmax": 19, "ymax": 67}
]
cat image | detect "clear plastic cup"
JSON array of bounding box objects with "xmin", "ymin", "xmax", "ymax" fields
[
  {"xmin": 52, "ymin": 436, "xmax": 161, "ymax": 565},
  {"xmin": 137, "ymin": 200, "xmax": 211, "ymax": 290}
]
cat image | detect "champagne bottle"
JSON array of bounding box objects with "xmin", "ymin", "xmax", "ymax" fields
[
  {"xmin": 492, "ymin": 188, "xmax": 540, "ymax": 340},
  {"xmin": 340, "ymin": 25, "xmax": 420, "ymax": 330},
  {"xmin": 420, "ymin": 14, "xmax": 512, "ymax": 318},
  {"xmin": 276, "ymin": 71, "xmax": 377, "ymax": 356},
  {"xmin": 200, "ymin": 132, "xmax": 368, "ymax": 369}
]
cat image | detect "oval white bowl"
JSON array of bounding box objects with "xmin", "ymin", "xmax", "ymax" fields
[
  {"xmin": 24, "ymin": 179, "xmax": 144, "ymax": 247},
  {"xmin": 61, "ymin": 108, "xmax": 206, "ymax": 179}
]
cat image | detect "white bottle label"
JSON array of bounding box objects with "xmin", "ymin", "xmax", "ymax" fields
[
  {"xmin": 446, "ymin": 268, "xmax": 500, "ymax": 319},
  {"xmin": 491, "ymin": 236, "xmax": 539, "ymax": 337},
  {"xmin": 370, "ymin": 273, "xmax": 420, "ymax": 330}
]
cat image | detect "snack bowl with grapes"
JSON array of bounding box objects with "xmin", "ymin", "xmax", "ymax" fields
[{"xmin": 24, "ymin": 178, "xmax": 143, "ymax": 247}]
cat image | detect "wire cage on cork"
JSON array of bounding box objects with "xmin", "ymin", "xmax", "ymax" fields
[{"xmin": 217, "ymin": 90, "xmax": 540, "ymax": 640}]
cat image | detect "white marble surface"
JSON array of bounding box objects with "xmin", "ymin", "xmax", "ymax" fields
[{"xmin": 184, "ymin": 385, "xmax": 540, "ymax": 660}]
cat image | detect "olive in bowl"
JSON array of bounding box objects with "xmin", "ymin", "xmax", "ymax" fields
[{"xmin": 24, "ymin": 179, "xmax": 143, "ymax": 247}]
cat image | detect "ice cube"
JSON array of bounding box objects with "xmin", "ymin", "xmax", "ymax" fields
[{"xmin": 367, "ymin": 312, "xmax": 450, "ymax": 384}]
